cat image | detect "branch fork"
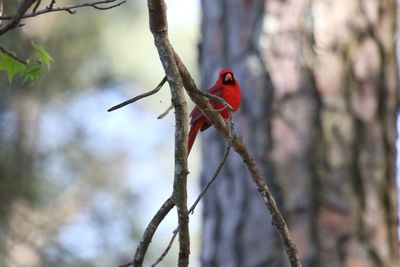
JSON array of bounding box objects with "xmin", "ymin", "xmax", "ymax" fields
[{"xmin": 111, "ymin": 0, "xmax": 302, "ymax": 266}]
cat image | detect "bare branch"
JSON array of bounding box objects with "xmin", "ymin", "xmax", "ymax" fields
[
  {"xmin": 0, "ymin": 0, "xmax": 126, "ymax": 21},
  {"xmin": 157, "ymin": 104, "xmax": 174, "ymax": 119},
  {"xmin": 0, "ymin": 0, "xmax": 37, "ymax": 35},
  {"xmin": 107, "ymin": 76, "xmax": 167, "ymax": 112},
  {"xmin": 33, "ymin": 0, "xmax": 41, "ymax": 13},
  {"xmin": 47, "ymin": 0, "xmax": 56, "ymax": 10},
  {"xmin": 151, "ymin": 229, "xmax": 178, "ymax": 267},
  {"xmin": 173, "ymin": 52, "xmax": 303, "ymax": 267},
  {"xmin": 131, "ymin": 196, "xmax": 175, "ymax": 267},
  {"xmin": 188, "ymin": 127, "xmax": 232, "ymax": 215},
  {"xmin": 65, "ymin": 9, "xmax": 76, "ymax": 15},
  {"xmin": 119, "ymin": 262, "xmax": 133, "ymax": 267},
  {"xmin": 93, "ymin": 1, "xmax": 125, "ymax": 10},
  {"xmin": 131, "ymin": 72, "xmax": 235, "ymax": 267},
  {"xmin": 131, "ymin": 0, "xmax": 301, "ymax": 266},
  {"xmin": 0, "ymin": 45, "xmax": 27, "ymax": 64},
  {"xmin": 152, "ymin": 138, "xmax": 233, "ymax": 266},
  {"xmin": 147, "ymin": 0, "xmax": 190, "ymax": 266}
]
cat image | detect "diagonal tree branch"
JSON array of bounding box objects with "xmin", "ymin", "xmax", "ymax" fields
[
  {"xmin": 151, "ymin": 228, "xmax": 178, "ymax": 267},
  {"xmin": 130, "ymin": 196, "xmax": 175, "ymax": 267},
  {"xmin": 150, "ymin": 104, "xmax": 235, "ymax": 267},
  {"xmin": 107, "ymin": 76, "xmax": 167, "ymax": 112},
  {"xmin": 172, "ymin": 44, "xmax": 303, "ymax": 267},
  {"xmin": 47, "ymin": 0, "xmax": 56, "ymax": 10},
  {"xmin": 151, "ymin": 140, "xmax": 232, "ymax": 266},
  {"xmin": 0, "ymin": 45, "xmax": 27, "ymax": 64},
  {"xmin": 32, "ymin": 0, "xmax": 41, "ymax": 13},
  {"xmin": 118, "ymin": 83, "xmax": 235, "ymax": 267},
  {"xmin": 127, "ymin": 0, "xmax": 301, "ymax": 266},
  {"xmin": 157, "ymin": 104, "xmax": 174, "ymax": 119}
]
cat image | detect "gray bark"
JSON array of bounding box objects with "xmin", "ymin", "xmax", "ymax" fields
[{"xmin": 199, "ymin": 0, "xmax": 399, "ymax": 266}]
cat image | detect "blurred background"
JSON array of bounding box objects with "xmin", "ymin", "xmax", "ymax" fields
[
  {"xmin": 0, "ymin": 1, "xmax": 202, "ymax": 266},
  {"xmin": 1, "ymin": 0, "xmax": 399, "ymax": 267}
]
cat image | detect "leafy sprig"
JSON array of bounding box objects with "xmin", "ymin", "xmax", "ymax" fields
[{"xmin": 0, "ymin": 43, "xmax": 53, "ymax": 84}]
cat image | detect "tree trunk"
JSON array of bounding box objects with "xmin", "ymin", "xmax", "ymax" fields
[{"xmin": 198, "ymin": 0, "xmax": 399, "ymax": 266}]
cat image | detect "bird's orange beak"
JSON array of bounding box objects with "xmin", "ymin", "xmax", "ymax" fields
[{"xmin": 224, "ymin": 73, "xmax": 233, "ymax": 83}]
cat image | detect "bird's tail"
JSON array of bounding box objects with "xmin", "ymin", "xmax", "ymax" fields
[{"xmin": 188, "ymin": 120, "xmax": 203, "ymax": 156}]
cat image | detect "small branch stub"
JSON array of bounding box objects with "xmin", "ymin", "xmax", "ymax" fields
[{"xmin": 107, "ymin": 76, "xmax": 167, "ymax": 112}]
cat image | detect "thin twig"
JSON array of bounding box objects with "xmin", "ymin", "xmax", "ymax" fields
[
  {"xmin": 93, "ymin": 1, "xmax": 125, "ymax": 10},
  {"xmin": 132, "ymin": 196, "xmax": 175, "ymax": 267},
  {"xmin": 151, "ymin": 229, "xmax": 178, "ymax": 267},
  {"xmin": 108, "ymin": 76, "xmax": 167, "ymax": 112},
  {"xmin": 152, "ymin": 138, "xmax": 233, "ymax": 266},
  {"xmin": 119, "ymin": 262, "xmax": 133, "ymax": 267},
  {"xmin": 33, "ymin": 0, "xmax": 41, "ymax": 13},
  {"xmin": 0, "ymin": 44, "xmax": 27, "ymax": 64},
  {"xmin": 47, "ymin": 0, "xmax": 56, "ymax": 10},
  {"xmin": 204, "ymin": 104, "xmax": 232, "ymax": 113},
  {"xmin": 0, "ymin": 0, "xmax": 125, "ymax": 20},
  {"xmin": 197, "ymin": 89, "xmax": 233, "ymax": 113},
  {"xmin": 190, "ymin": 144, "xmax": 231, "ymax": 214},
  {"xmin": 189, "ymin": 116, "xmax": 233, "ymax": 215},
  {"xmin": 157, "ymin": 104, "xmax": 174, "ymax": 119},
  {"xmin": 66, "ymin": 9, "xmax": 76, "ymax": 15}
]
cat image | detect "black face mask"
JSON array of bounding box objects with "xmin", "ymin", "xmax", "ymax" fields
[{"xmin": 222, "ymin": 73, "xmax": 235, "ymax": 85}]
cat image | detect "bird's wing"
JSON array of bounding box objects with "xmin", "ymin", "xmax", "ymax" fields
[{"xmin": 189, "ymin": 85, "xmax": 223, "ymax": 124}]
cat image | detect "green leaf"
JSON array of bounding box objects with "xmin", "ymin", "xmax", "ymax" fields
[
  {"xmin": 0, "ymin": 44, "xmax": 54, "ymax": 85},
  {"xmin": 0, "ymin": 53, "xmax": 26, "ymax": 83},
  {"xmin": 32, "ymin": 43, "xmax": 53, "ymax": 68},
  {"xmin": 23, "ymin": 63, "xmax": 43, "ymax": 84}
]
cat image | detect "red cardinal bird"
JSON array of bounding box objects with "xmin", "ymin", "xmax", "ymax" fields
[{"xmin": 188, "ymin": 69, "xmax": 241, "ymax": 155}]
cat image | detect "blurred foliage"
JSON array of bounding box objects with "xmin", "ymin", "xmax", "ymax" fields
[
  {"xmin": 0, "ymin": 43, "xmax": 53, "ymax": 83},
  {"xmin": 0, "ymin": 1, "xmax": 200, "ymax": 267}
]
